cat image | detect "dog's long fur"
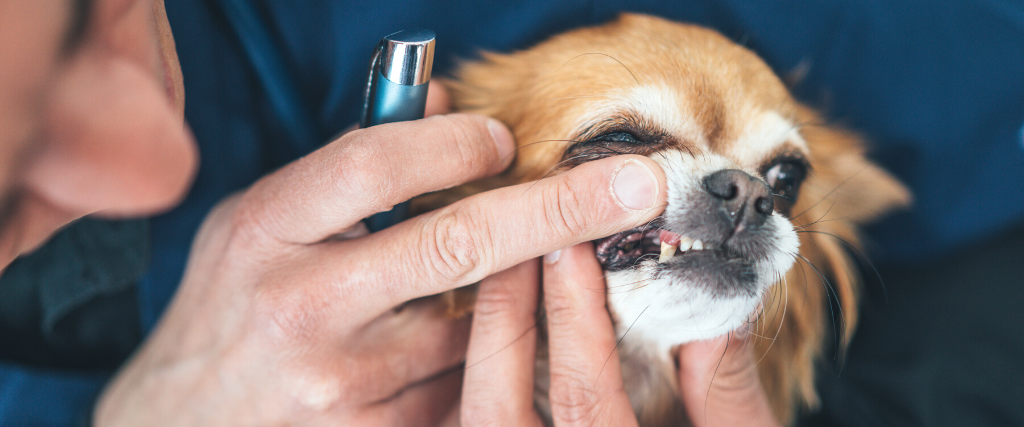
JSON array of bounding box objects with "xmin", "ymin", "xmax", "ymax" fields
[{"xmin": 421, "ymin": 14, "xmax": 909, "ymax": 426}]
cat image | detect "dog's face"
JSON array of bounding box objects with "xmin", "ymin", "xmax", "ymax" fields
[
  {"xmin": 564, "ymin": 83, "xmax": 811, "ymax": 352},
  {"xmin": 443, "ymin": 14, "xmax": 909, "ymax": 425}
]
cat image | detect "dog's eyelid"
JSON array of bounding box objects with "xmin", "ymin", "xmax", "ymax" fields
[
  {"xmin": 574, "ymin": 112, "xmax": 668, "ymax": 143},
  {"xmin": 592, "ymin": 130, "xmax": 644, "ymax": 144},
  {"xmin": 760, "ymin": 151, "xmax": 811, "ymax": 178}
]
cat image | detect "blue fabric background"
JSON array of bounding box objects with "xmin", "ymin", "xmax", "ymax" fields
[{"xmin": 2, "ymin": 0, "xmax": 1022, "ymax": 425}]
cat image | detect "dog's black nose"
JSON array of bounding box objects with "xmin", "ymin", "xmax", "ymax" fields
[{"xmin": 704, "ymin": 169, "xmax": 773, "ymax": 231}]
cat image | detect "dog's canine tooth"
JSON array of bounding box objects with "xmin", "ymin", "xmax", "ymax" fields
[
  {"xmin": 691, "ymin": 240, "xmax": 704, "ymax": 251},
  {"xmin": 678, "ymin": 237, "xmax": 694, "ymax": 252},
  {"xmin": 659, "ymin": 242, "xmax": 678, "ymax": 263}
]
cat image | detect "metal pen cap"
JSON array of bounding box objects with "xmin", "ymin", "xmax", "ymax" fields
[
  {"xmin": 380, "ymin": 29, "xmax": 435, "ymax": 86},
  {"xmin": 360, "ymin": 29, "xmax": 435, "ymax": 128}
]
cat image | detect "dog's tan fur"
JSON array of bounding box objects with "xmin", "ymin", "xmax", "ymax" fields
[{"xmin": 422, "ymin": 14, "xmax": 909, "ymax": 426}]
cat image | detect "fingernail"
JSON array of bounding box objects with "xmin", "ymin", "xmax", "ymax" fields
[
  {"xmin": 487, "ymin": 119, "xmax": 515, "ymax": 162},
  {"xmin": 544, "ymin": 250, "xmax": 562, "ymax": 264},
  {"xmin": 611, "ymin": 159, "xmax": 658, "ymax": 210}
]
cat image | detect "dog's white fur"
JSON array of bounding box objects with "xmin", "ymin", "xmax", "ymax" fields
[{"xmin": 609, "ymin": 150, "xmax": 800, "ymax": 355}]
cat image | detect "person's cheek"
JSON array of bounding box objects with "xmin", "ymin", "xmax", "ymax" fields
[
  {"xmin": 25, "ymin": 50, "xmax": 198, "ymax": 218},
  {"xmin": 151, "ymin": 0, "xmax": 185, "ymax": 118}
]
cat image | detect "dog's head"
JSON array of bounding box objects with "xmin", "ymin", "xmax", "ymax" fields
[{"xmin": 444, "ymin": 14, "xmax": 909, "ymax": 424}]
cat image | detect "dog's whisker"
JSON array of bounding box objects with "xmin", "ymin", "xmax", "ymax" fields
[
  {"xmin": 520, "ymin": 138, "xmax": 585, "ymax": 150},
  {"xmin": 792, "ymin": 166, "xmax": 868, "ymax": 220},
  {"xmin": 602, "ymin": 277, "xmax": 652, "ymax": 291},
  {"xmin": 606, "ymin": 278, "xmax": 656, "ymax": 294},
  {"xmin": 555, "ymin": 52, "xmax": 642, "ymax": 85},
  {"xmin": 796, "ymin": 229, "xmax": 888, "ymax": 303},
  {"xmin": 796, "ymin": 253, "xmax": 846, "ymax": 365},
  {"xmin": 597, "ymin": 305, "xmax": 649, "ymax": 386},
  {"xmin": 704, "ymin": 330, "xmax": 733, "ymax": 426},
  {"xmin": 794, "ymin": 215, "xmax": 852, "ymax": 229},
  {"xmin": 755, "ymin": 272, "xmax": 788, "ymax": 367},
  {"xmin": 808, "ymin": 195, "xmax": 841, "ymax": 225},
  {"xmin": 549, "ymin": 94, "xmax": 609, "ymax": 101},
  {"xmin": 521, "ymin": 145, "xmax": 628, "ymax": 195}
]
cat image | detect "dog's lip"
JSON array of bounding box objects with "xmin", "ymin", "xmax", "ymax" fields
[
  {"xmin": 595, "ymin": 226, "xmax": 720, "ymax": 271},
  {"xmin": 594, "ymin": 222, "xmax": 757, "ymax": 272}
]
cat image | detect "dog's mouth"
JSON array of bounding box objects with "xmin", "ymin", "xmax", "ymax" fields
[{"xmin": 595, "ymin": 226, "xmax": 725, "ymax": 272}]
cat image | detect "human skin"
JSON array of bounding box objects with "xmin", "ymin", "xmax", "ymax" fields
[
  {"xmin": 1, "ymin": 0, "xmax": 776, "ymax": 425},
  {"xmin": 460, "ymin": 243, "xmax": 782, "ymax": 427},
  {"xmin": 0, "ymin": 0, "xmax": 195, "ymax": 270}
]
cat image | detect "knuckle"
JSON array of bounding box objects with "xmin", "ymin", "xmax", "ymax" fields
[
  {"xmin": 230, "ymin": 193, "xmax": 272, "ymax": 230},
  {"xmin": 542, "ymin": 288, "xmax": 584, "ymax": 327},
  {"xmin": 291, "ymin": 376, "xmax": 344, "ymax": 415},
  {"xmin": 435, "ymin": 115, "xmax": 492, "ymax": 172},
  {"xmin": 419, "ymin": 208, "xmax": 490, "ymax": 285},
  {"xmin": 541, "ymin": 178, "xmax": 590, "ymax": 240},
  {"xmin": 278, "ymin": 364, "xmax": 347, "ymax": 415},
  {"xmin": 330, "ymin": 135, "xmax": 395, "ymax": 210},
  {"xmin": 251, "ymin": 282, "xmax": 325, "ymax": 344},
  {"xmin": 547, "ymin": 370, "xmax": 601, "ymax": 425},
  {"xmin": 472, "ymin": 284, "xmax": 523, "ymax": 320},
  {"xmin": 218, "ymin": 340, "xmax": 347, "ymax": 416},
  {"xmin": 219, "ymin": 192, "xmax": 282, "ymax": 250}
]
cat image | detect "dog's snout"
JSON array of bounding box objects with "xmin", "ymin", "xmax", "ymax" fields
[{"xmin": 704, "ymin": 169, "xmax": 773, "ymax": 231}]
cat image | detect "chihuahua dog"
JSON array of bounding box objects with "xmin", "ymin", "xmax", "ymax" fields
[{"xmin": 423, "ymin": 14, "xmax": 909, "ymax": 426}]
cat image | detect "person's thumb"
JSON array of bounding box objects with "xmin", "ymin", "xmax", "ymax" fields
[{"xmin": 677, "ymin": 330, "xmax": 781, "ymax": 427}]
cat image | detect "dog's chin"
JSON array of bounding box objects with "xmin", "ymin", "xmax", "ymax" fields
[{"xmin": 599, "ymin": 213, "xmax": 799, "ymax": 354}]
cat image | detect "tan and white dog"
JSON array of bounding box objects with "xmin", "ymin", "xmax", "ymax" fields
[{"xmin": 424, "ymin": 14, "xmax": 909, "ymax": 426}]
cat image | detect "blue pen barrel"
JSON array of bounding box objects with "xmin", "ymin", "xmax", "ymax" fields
[
  {"xmin": 367, "ymin": 71, "xmax": 429, "ymax": 125},
  {"xmin": 362, "ymin": 29, "xmax": 434, "ymax": 232},
  {"xmin": 364, "ymin": 73, "xmax": 428, "ymax": 231}
]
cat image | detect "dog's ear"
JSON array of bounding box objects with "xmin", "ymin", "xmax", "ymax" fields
[
  {"xmin": 796, "ymin": 107, "xmax": 911, "ymax": 225},
  {"xmin": 756, "ymin": 107, "xmax": 910, "ymax": 421},
  {"xmin": 789, "ymin": 106, "xmax": 910, "ymax": 345}
]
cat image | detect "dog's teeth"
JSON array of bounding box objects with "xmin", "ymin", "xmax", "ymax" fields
[
  {"xmin": 691, "ymin": 240, "xmax": 704, "ymax": 251},
  {"xmin": 659, "ymin": 242, "xmax": 678, "ymax": 263},
  {"xmin": 678, "ymin": 237, "xmax": 694, "ymax": 252}
]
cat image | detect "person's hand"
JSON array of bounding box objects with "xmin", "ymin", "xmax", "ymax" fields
[
  {"xmin": 460, "ymin": 241, "xmax": 781, "ymax": 427},
  {"xmin": 677, "ymin": 329, "xmax": 781, "ymax": 427},
  {"xmin": 460, "ymin": 243, "xmax": 640, "ymax": 426},
  {"xmin": 93, "ymin": 83, "xmax": 667, "ymax": 426}
]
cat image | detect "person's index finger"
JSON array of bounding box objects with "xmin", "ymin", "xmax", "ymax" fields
[
  {"xmin": 339, "ymin": 154, "xmax": 666, "ymax": 310},
  {"xmin": 239, "ymin": 113, "xmax": 515, "ymax": 244}
]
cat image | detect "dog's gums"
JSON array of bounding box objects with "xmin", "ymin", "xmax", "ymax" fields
[
  {"xmin": 422, "ymin": 13, "xmax": 911, "ymax": 426},
  {"xmin": 594, "ymin": 226, "xmax": 665, "ymax": 270},
  {"xmin": 594, "ymin": 227, "xmax": 713, "ymax": 268},
  {"xmin": 597, "ymin": 227, "xmax": 740, "ymax": 269}
]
